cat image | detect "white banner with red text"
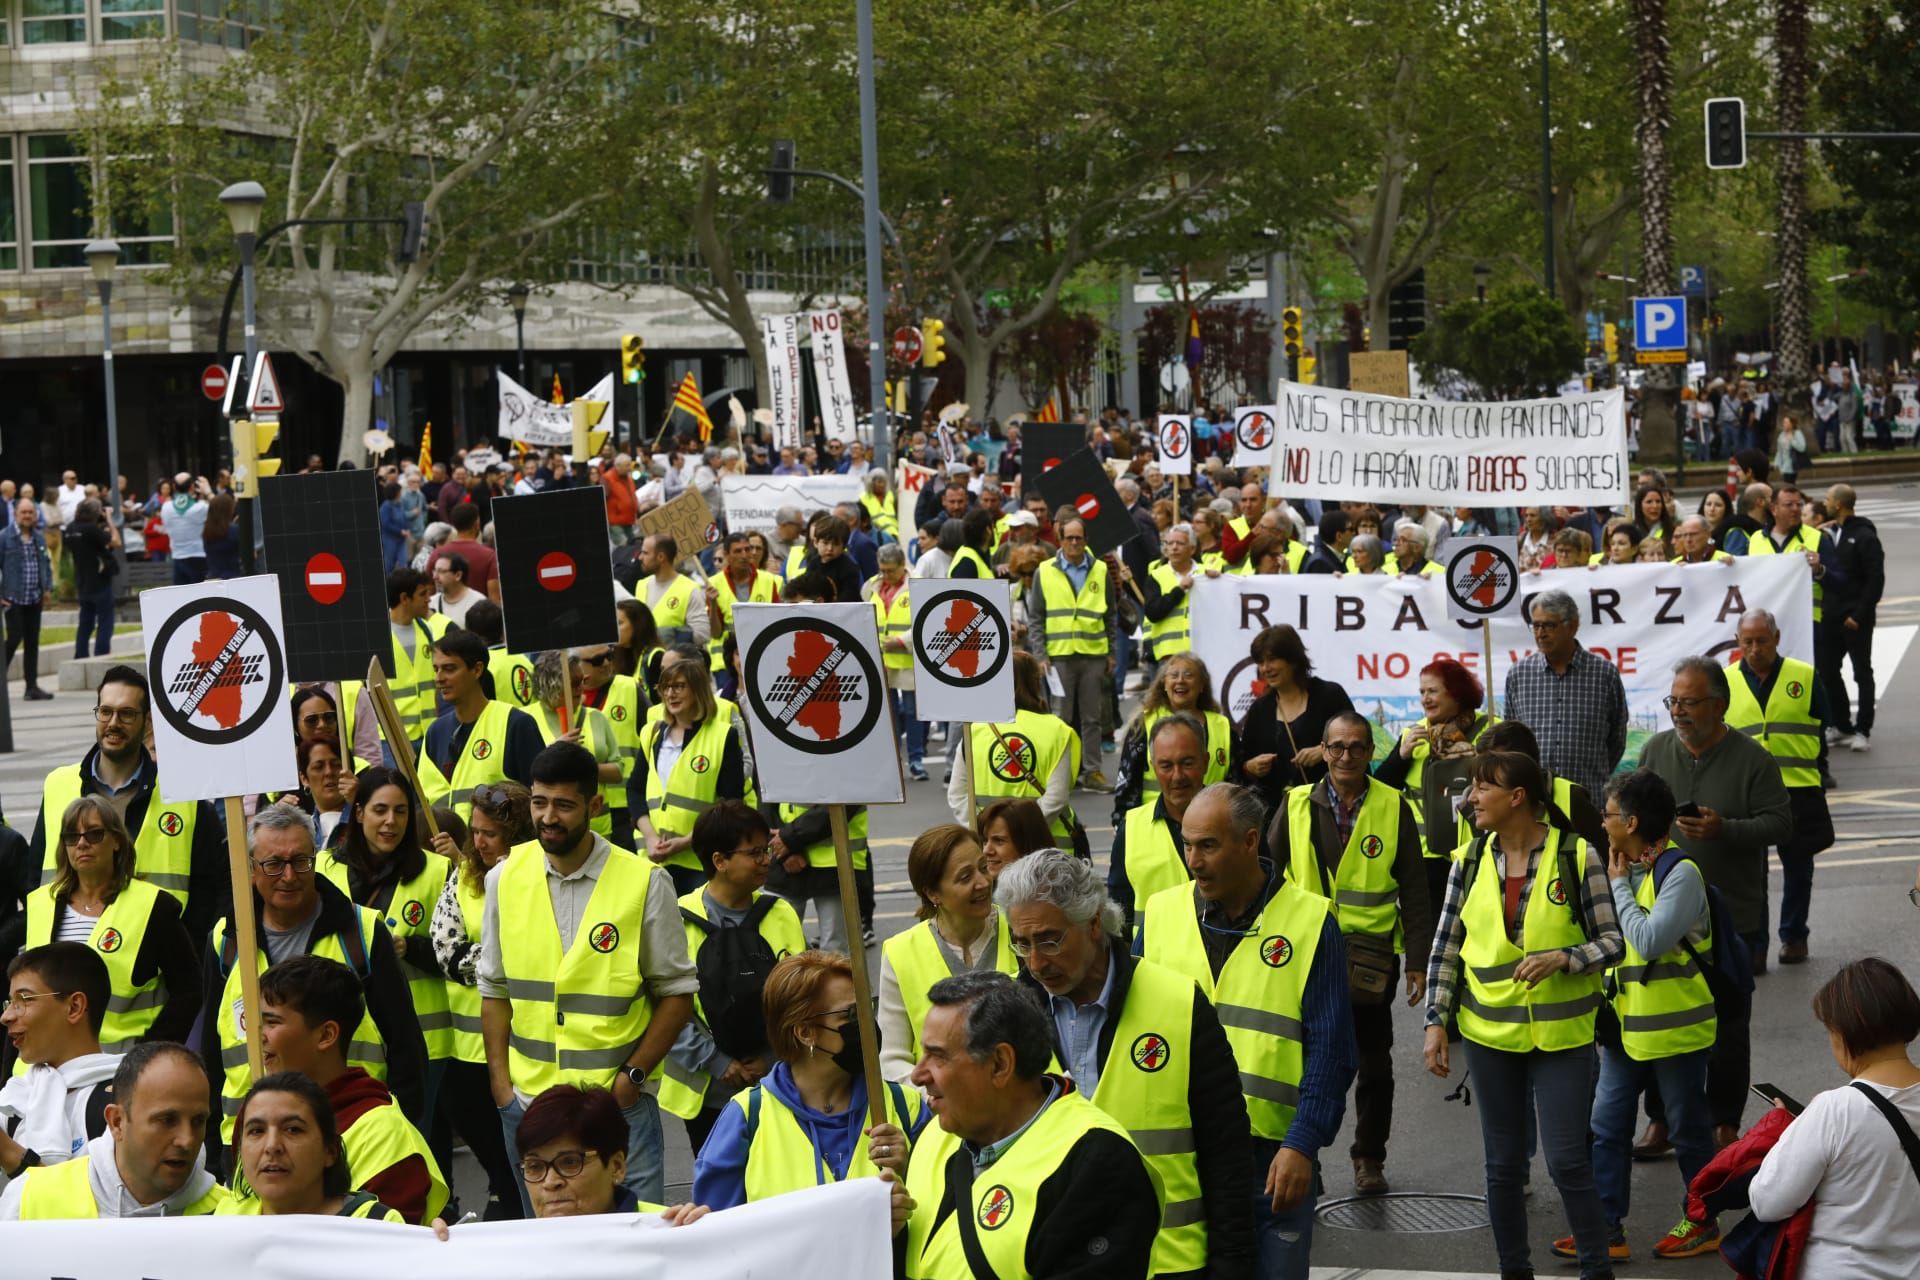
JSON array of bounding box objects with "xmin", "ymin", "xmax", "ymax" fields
[{"xmin": 1189, "ymin": 557, "xmax": 1813, "ymax": 767}]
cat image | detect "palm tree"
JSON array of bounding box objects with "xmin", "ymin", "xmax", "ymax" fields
[
  {"xmin": 1632, "ymin": 0, "xmax": 1674, "ymax": 393},
  {"xmin": 1774, "ymin": 0, "xmax": 1813, "ymax": 400}
]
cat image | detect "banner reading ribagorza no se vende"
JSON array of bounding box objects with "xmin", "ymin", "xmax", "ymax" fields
[{"xmin": 1242, "ymin": 381, "xmax": 1627, "ymax": 508}]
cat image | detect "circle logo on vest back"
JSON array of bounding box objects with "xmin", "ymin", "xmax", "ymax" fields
[
  {"xmin": 96, "ymin": 927, "xmax": 123, "ymax": 954},
  {"xmin": 472, "ymin": 739, "xmax": 493, "ymax": 761},
  {"xmin": 158, "ymin": 812, "xmax": 184, "ymax": 838},
  {"xmin": 1235, "ymin": 408, "xmax": 1275, "ymax": 454},
  {"xmin": 689, "ymin": 754, "xmax": 711, "ymax": 774},
  {"xmin": 742, "ymin": 617, "xmax": 884, "ymax": 755},
  {"xmin": 977, "ymin": 1185, "xmax": 1015, "ymax": 1230},
  {"xmin": 511, "ymin": 666, "xmax": 533, "ymax": 706},
  {"xmin": 611, "ymin": 704, "xmax": 628, "ymax": 722},
  {"xmin": 1361, "ymin": 834, "xmax": 1384, "ymax": 859},
  {"xmin": 588, "ymin": 922, "xmax": 621, "ymax": 954},
  {"xmin": 910, "ymin": 589, "xmax": 1011, "ymax": 690},
  {"xmin": 1260, "ymin": 934, "xmax": 1294, "ymax": 968},
  {"xmin": 1546, "ymin": 878, "xmax": 1569, "ymax": 906},
  {"xmin": 987, "ymin": 733, "xmax": 1037, "ymax": 782},
  {"xmin": 1130, "ymin": 1033, "xmax": 1171, "ymax": 1073},
  {"xmin": 149, "ymin": 597, "xmax": 286, "ymax": 746},
  {"xmin": 401, "ymin": 900, "xmax": 425, "ymax": 928},
  {"xmin": 1443, "ymin": 542, "xmax": 1520, "ymax": 618},
  {"xmin": 1786, "ymin": 680, "xmax": 1804, "ymax": 699}
]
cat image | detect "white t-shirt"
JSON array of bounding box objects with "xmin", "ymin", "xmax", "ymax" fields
[
  {"xmin": 1749, "ymin": 1079, "xmax": 1920, "ymax": 1280},
  {"xmin": 55, "ymin": 484, "xmax": 84, "ymax": 526},
  {"xmin": 434, "ymin": 589, "xmax": 480, "ymax": 629}
]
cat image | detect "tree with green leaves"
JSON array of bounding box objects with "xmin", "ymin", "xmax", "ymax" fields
[
  {"xmin": 1773, "ymin": 0, "xmax": 1814, "ymax": 392},
  {"xmin": 1411, "ymin": 286, "xmax": 1585, "ymax": 398}
]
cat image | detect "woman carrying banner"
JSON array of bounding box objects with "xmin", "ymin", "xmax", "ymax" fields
[
  {"xmin": 1633, "ymin": 485, "xmax": 1677, "ymax": 548},
  {"xmin": 1595, "ymin": 520, "xmax": 1642, "ymax": 566},
  {"xmin": 514, "ymin": 1084, "xmax": 711, "ymax": 1221},
  {"xmin": 221, "ymin": 1073, "xmax": 407, "ymax": 1221}
]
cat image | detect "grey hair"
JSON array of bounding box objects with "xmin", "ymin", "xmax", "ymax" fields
[
  {"xmin": 877, "ymin": 542, "xmax": 907, "ymax": 568},
  {"xmin": 1149, "ymin": 709, "xmax": 1210, "ymax": 753},
  {"xmin": 1164, "ymin": 522, "xmax": 1195, "ymax": 545},
  {"xmin": 1672, "ymin": 655, "xmax": 1731, "ymax": 703},
  {"xmin": 995, "ymin": 850, "xmax": 1125, "ymax": 938},
  {"xmin": 926, "ymin": 971, "xmax": 1051, "ymax": 1079},
  {"xmin": 775, "ymin": 506, "xmax": 803, "ymax": 525},
  {"xmin": 1350, "ymin": 533, "xmax": 1384, "ymax": 561},
  {"xmin": 1208, "ymin": 497, "xmax": 1235, "ymax": 516},
  {"xmin": 247, "ymin": 802, "xmax": 317, "ymax": 850},
  {"xmin": 1529, "ymin": 589, "xmax": 1579, "ymax": 627},
  {"xmin": 1394, "ymin": 523, "xmax": 1429, "ymax": 550},
  {"xmin": 533, "ymin": 648, "xmax": 572, "ymax": 704},
  {"xmin": 1194, "ymin": 781, "xmax": 1267, "ymax": 841},
  {"xmin": 1739, "ymin": 607, "xmax": 1780, "ymax": 635},
  {"xmin": 1115, "ymin": 478, "xmax": 1140, "ymax": 501}
]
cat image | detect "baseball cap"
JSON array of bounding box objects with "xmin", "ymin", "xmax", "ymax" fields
[{"xmin": 1006, "ymin": 511, "xmax": 1039, "ymax": 529}]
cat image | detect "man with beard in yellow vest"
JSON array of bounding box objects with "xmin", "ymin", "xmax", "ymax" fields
[{"xmin": 1002, "ymin": 851, "xmax": 1252, "ymax": 1279}]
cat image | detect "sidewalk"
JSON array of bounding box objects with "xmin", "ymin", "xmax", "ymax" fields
[{"xmin": 0, "ymin": 673, "xmax": 105, "ymax": 827}]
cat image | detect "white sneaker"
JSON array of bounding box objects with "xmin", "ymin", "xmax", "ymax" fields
[
  {"xmin": 1850, "ymin": 732, "xmax": 1870, "ymax": 752},
  {"xmin": 1824, "ymin": 726, "xmax": 1845, "ymax": 744}
]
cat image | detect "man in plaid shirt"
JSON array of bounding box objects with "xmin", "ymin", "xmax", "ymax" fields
[{"xmin": 1503, "ymin": 589, "xmax": 1628, "ymax": 798}]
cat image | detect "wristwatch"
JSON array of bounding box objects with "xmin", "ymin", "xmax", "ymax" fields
[{"xmin": 621, "ymin": 1065, "xmax": 649, "ymax": 1087}]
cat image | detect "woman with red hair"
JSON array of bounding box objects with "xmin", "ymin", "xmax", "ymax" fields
[{"xmin": 1373, "ymin": 656, "xmax": 1500, "ymax": 906}]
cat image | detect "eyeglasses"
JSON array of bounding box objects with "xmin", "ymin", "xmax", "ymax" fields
[
  {"xmin": 580, "ymin": 652, "xmax": 613, "ymax": 667},
  {"xmin": 2, "ymin": 990, "xmax": 69, "ymax": 1013},
  {"xmin": 93, "ymin": 706, "xmax": 142, "ymax": 725},
  {"xmin": 1662, "ymin": 696, "xmax": 1713, "ymax": 710},
  {"xmin": 1528, "ymin": 619, "xmax": 1565, "ymax": 632},
  {"xmin": 474, "ymin": 786, "xmax": 516, "ymax": 810},
  {"xmin": 1009, "ymin": 932, "xmax": 1070, "ymax": 958},
  {"xmin": 726, "ymin": 844, "xmax": 772, "ymax": 862},
  {"xmin": 1323, "ymin": 742, "xmax": 1372, "ymax": 757},
  {"xmin": 251, "ymin": 854, "xmax": 318, "ymax": 877},
  {"xmin": 299, "ymin": 711, "xmax": 339, "ymax": 729},
  {"xmin": 810, "ymin": 1003, "xmax": 857, "ymax": 1029},
  {"xmin": 62, "ymin": 828, "xmax": 110, "ymax": 848},
  {"xmin": 519, "ymin": 1149, "xmax": 599, "ymax": 1183}
]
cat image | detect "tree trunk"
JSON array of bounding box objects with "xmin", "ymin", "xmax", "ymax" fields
[
  {"xmin": 1773, "ymin": 0, "xmax": 1813, "ymax": 400},
  {"xmin": 961, "ymin": 330, "xmax": 993, "ymax": 418},
  {"xmin": 1633, "ymin": 0, "xmax": 1676, "ymax": 390},
  {"xmin": 336, "ymin": 353, "xmax": 377, "ymax": 466}
]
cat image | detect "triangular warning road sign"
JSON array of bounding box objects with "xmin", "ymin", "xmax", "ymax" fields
[{"xmin": 247, "ymin": 351, "xmax": 286, "ymax": 415}]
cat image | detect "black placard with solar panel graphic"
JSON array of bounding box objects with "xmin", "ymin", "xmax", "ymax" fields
[
  {"xmin": 259, "ymin": 470, "xmax": 393, "ymax": 682},
  {"xmin": 491, "ymin": 487, "xmax": 618, "ymax": 654},
  {"xmin": 1034, "ymin": 447, "xmax": 1140, "ymax": 557}
]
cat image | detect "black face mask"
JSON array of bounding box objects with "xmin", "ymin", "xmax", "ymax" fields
[{"xmin": 827, "ymin": 1028, "xmax": 863, "ymax": 1081}]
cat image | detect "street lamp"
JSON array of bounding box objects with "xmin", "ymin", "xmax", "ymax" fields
[
  {"xmin": 84, "ymin": 239, "xmax": 123, "ymax": 533},
  {"xmin": 507, "ymin": 284, "xmax": 530, "ymax": 385},
  {"xmin": 1473, "ymin": 263, "xmax": 1491, "ymax": 303},
  {"xmin": 219, "ymin": 180, "xmax": 267, "ymax": 572}
]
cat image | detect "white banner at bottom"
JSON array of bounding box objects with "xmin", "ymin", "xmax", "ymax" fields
[{"xmin": 5, "ymin": 1177, "xmax": 890, "ymax": 1280}]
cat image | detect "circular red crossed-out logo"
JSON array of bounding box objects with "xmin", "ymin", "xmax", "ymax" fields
[
  {"xmin": 1237, "ymin": 410, "xmax": 1274, "ymax": 452},
  {"xmin": 978, "ymin": 1185, "xmax": 1015, "ymax": 1229},
  {"xmin": 1260, "ymin": 934, "xmax": 1294, "ymax": 968},
  {"xmin": 472, "ymin": 739, "xmax": 493, "ymax": 760},
  {"xmin": 1546, "ymin": 878, "xmax": 1569, "ymax": 906},
  {"xmin": 1786, "ymin": 680, "xmax": 1804, "ymax": 699},
  {"xmin": 402, "ymin": 900, "xmax": 425, "ymax": 928},
  {"xmin": 589, "ymin": 922, "xmax": 620, "ymax": 953},
  {"xmin": 304, "ymin": 553, "xmax": 347, "ymax": 606},
  {"xmin": 1361, "ymin": 835, "xmax": 1384, "ymax": 859},
  {"xmin": 1130, "ymin": 1033, "xmax": 1170, "ymax": 1073},
  {"xmin": 97, "ymin": 928, "xmax": 123, "ymax": 954},
  {"xmin": 159, "ymin": 812, "xmax": 184, "ymax": 838},
  {"xmin": 689, "ymin": 754, "xmax": 711, "ymax": 774},
  {"xmin": 536, "ymin": 551, "xmax": 577, "ymax": 593}
]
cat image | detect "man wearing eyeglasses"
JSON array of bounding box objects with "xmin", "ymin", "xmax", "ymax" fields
[
  {"xmin": 24, "ymin": 665, "xmax": 223, "ymax": 942},
  {"xmin": 196, "ymin": 805, "xmax": 427, "ymax": 1165},
  {"xmin": 1031, "ymin": 517, "xmax": 1120, "ymax": 793},
  {"xmin": 1272, "ymin": 712, "xmax": 1430, "ymax": 1199},
  {"xmin": 1502, "ymin": 590, "xmax": 1629, "ymax": 800}
]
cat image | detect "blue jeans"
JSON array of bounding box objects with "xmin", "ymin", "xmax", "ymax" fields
[
  {"xmin": 889, "ymin": 687, "xmax": 926, "ymax": 770},
  {"xmin": 74, "ymin": 584, "xmax": 115, "ymax": 657},
  {"xmin": 1462, "ymin": 1038, "xmax": 1613, "ymax": 1279},
  {"xmin": 1249, "ymin": 1139, "xmax": 1317, "ymax": 1280},
  {"xmin": 1591, "ymin": 1045, "xmax": 1713, "ymax": 1229},
  {"xmin": 499, "ymin": 1086, "xmax": 666, "ymax": 1216}
]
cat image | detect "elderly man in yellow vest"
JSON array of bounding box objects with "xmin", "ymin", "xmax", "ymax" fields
[
  {"xmin": 1140, "ymin": 782, "xmax": 1356, "ymax": 1280},
  {"xmin": 1029, "ymin": 517, "xmax": 1121, "ymax": 792},
  {"xmin": 1273, "ymin": 711, "xmax": 1431, "ymax": 1198},
  {"xmin": 479, "ymin": 742, "xmax": 695, "ymax": 1212},
  {"xmin": 1142, "ymin": 524, "xmax": 1199, "ymax": 665},
  {"xmin": 1002, "ymin": 852, "xmax": 1252, "ymax": 1279},
  {"xmin": 1107, "ymin": 712, "xmax": 1209, "ymax": 928}
]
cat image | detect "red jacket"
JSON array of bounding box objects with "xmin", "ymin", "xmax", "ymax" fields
[
  {"xmin": 1687, "ymin": 1106, "xmax": 1814, "ymax": 1280},
  {"xmin": 602, "ymin": 470, "xmax": 638, "ymax": 526},
  {"xmin": 329, "ymin": 1067, "xmax": 435, "ymax": 1224}
]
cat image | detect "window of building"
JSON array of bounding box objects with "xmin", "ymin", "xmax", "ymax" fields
[
  {"xmin": 175, "ymin": 0, "xmax": 264, "ymax": 48},
  {"xmin": 0, "ymin": 141, "xmax": 16, "ymax": 270},
  {"xmin": 102, "ymin": 0, "xmax": 167, "ymax": 40},
  {"xmin": 27, "ymin": 136, "xmax": 90, "ymax": 268},
  {"xmin": 23, "ymin": 0, "xmax": 88, "ymax": 44}
]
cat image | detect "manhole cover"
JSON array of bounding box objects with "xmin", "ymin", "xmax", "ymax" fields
[{"xmin": 1317, "ymin": 1191, "xmax": 1489, "ymax": 1233}]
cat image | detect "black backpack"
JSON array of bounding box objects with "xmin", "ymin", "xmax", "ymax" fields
[
  {"xmin": 1457, "ymin": 829, "xmax": 1590, "ymax": 941},
  {"xmin": 1651, "ymin": 848, "xmax": 1755, "ymax": 1009},
  {"xmin": 683, "ymin": 897, "xmax": 783, "ymax": 1058}
]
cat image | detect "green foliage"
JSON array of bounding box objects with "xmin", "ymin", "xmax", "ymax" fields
[
  {"xmin": 1411, "ymin": 287, "xmax": 1585, "ymax": 398},
  {"xmin": 1816, "ymin": 3, "xmax": 1920, "ymax": 324}
]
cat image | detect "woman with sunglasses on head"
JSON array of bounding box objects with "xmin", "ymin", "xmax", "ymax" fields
[
  {"xmin": 289, "ymin": 683, "xmax": 377, "ymax": 785},
  {"xmin": 429, "ymin": 781, "xmax": 532, "ymax": 1219},
  {"xmin": 693, "ymin": 951, "xmax": 926, "ymax": 1213},
  {"xmin": 290, "ymin": 737, "xmax": 351, "ymax": 850},
  {"xmin": 13, "ymin": 796, "xmax": 200, "ymax": 1057}
]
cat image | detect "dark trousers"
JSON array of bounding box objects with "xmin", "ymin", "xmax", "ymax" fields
[
  {"xmin": 666, "ymin": 863, "xmax": 705, "ymax": 897},
  {"xmin": 1778, "ymin": 848, "xmax": 1816, "ymax": 944},
  {"xmin": 1826, "ymin": 619, "xmax": 1875, "ymax": 735},
  {"xmin": 1349, "ymin": 957, "xmax": 1398, "ymax": 1163},
  {"xmin": 74, "ymin": 584, "xmax": 115, "ymax": 657},
  {"xmin": 442, "ymin": 1059, "xmax": 523, "ymax": 1219},
  {"xmin": 1646, "ymin": 956, "xmax": 1754, "ymax": 1133},
  {"xmin": 5, "ymin": 601, "xmax": 43, "ymax": 689},
  {"xmin": 856, "ymin": 865, "xmax": 875, "ymax": 931}
]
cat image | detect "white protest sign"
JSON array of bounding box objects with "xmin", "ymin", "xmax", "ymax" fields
[
  {"xmin": 808, "ymin": 310, "xmax": 860, "ymax": 445},
  {"xmin": 897, "ymin": 460, "xmax": 936, "ymax": 499},
  {"xmin": 761, "ymin": 313, "xmax": 806, "ymax": 451},
  {"xmin": 1258, "ymin": 381, "xmax": 1628, "ymax": 508},
  {"xmin": 734, "ymin": 602, "xmax": 904, "ymax": 804},
  {"xmin": 1190, "ymin": 558, "xmax": 1813, "ymax": 765},
  {"xmin": 140, "ymin": 575, "xmax": 299, "ymax": 803},
  {"xmin": 907, "ymin": 578, "xmax": 1016, "ymax": 723},
  {"xmin": 1440, "ymin": 537, "xmax": 1523, "ymax": 623},
  {"xmin": 1893, "ymin": 381, "xmax": 1918, "ymax": 442},
  {"xmin": 1156, "ymin": 414, "xmax": 1193, "ymax": 476},
  {"xmin": 4, "ymin": 1177, "xmax": 892, "ymax": 1280},
  {"xmin": 497, "ymin": 370, "xmax": 614, "ymax": 447},
  {"xmin": 721, "ymin": 474, "xmax": 862, "ymax": 534}
]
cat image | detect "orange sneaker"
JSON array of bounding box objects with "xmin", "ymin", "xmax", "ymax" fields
[
  {"xmin": 1551, "ymin": 1227, "xmax": 1631, "ymax": 1261},
  {"xmin": 1654, "ymin": 1217, "xmax": 1721, "ymax": 1259}
]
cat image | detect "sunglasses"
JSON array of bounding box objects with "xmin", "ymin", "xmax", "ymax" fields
[
  {"xmin": 581, "ymin": 652, "xmax": 613, "ymax": 667},
  {"xmin": 62, "ymin": 828, "xmax": 111, "ymax": 848}
]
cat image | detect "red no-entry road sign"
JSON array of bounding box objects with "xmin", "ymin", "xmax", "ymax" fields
[
  {"xmin": 304, "ymin": 553, "xmax": 346, "ymax": 605},
  {"xmin": 201, "ymin": 364, "xmax": 229, "ymax": 401},
  {"xmin": 537, "ymin": 551, "xmax": 577, "ymax": 592}
]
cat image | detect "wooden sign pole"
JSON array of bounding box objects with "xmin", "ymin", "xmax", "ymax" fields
[
  {"xmin": 365, "ymin": 656, "xmax": 442, "ymax": 841},
  {"xmin": 223, "ymin": 795, "xmax": 266, "ymax": 1083},
  {"xmin": 559, "ymin": 656, "xmax": 575, "ymax": 737},
  {"xmin": 829, "ymin": 804, "xmax": 886, "ymax": 1128},
  {"xmin": 1482, "ymin": 618, "xmax": 1497, "ymax": 717},
  {"xmin": 961, "ymin": 725, "xmax": 979, "ymax": 819}
]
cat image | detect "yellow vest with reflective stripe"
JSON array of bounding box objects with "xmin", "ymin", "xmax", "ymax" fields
[
  {"xmin": 413, "ymin": 700, "xmax": 515, "ymax": 823},
  {"xmin": 39, "ymin": 765, "xmax": 197, "ymax": 905},
  {"xmin": 862, "ymin": 491, "xmax": 899, "ymax": 540},
  {"xmin": 659, "ymin": 888, "xmax": 807, "ymax": 1121},
  {"xmin": 446, "ymin": 871, "xmax": 487, "ymax": 1063},
  {"xmin": 776, "ymin": 803, "xmax": 869, "ymax": 871},
  {"xmin": 341, "ymin": 1096, "xmax": 449, "ymax": 1223},
  {"xmin": 336, "ymin": 680, "xmax": 366, "ymax": 769},
  {"xmin": 211, "ymin": 907, "xmax": 390, "ymax": 1142},
  {"xmin": 319, "ymin": 850, "xmax": 454, "ymax": 1060},
  {"xmin": 1144, "ymin": 561, "xmax": 1192, "ymax": 659},
  {"xmin": 1138, "ymin": 707, "xmax": 1231, "ymax": 802},
  {"xmin": 710, "ymin": 569, "xmax": 780, "ymax": 670},
  {"xmin": 1457, "ymin": 828, "xmax": 1602, "ymax": 1052},
  {"xmin": 1610, "ymin": 859, "xmax": 1717, "ymax": 1062},
  {"xmin": 530, "ymin": 702, "xmax": 618, "ymax": 835},
  {"xmin": 1035, "ymin": 558, "xmax": 1108, "ymax": 656},
  {"xmin": 781, "ymin": 545, "xmax": 808, "ymax": 580},
  {"xmin": 649, "ymin": 573, "xmax": 698, "ymax": 641},
  {"xmin": 387, "ymin": 619, "xmax": 440, "ymax": 741},
  {"xmin": 735, "ymin": 1074, "xmax": 923, "ymax": 1201},
  {"xmin": 1120, "ymin": 801, "xmax": 1187, "ymax": 916},
  {"xmin": 880, "ymin": 912, "xmax": 1017, "ymax": 1065},
  {"xmin": 494, "ymin": 841, "xmax": 655, "ymax": 1095},
  {"xmin": 487, "ymin": 649, "xmax": 537, "ymax": 710},
  {"xmin": 905, "ymin": 1089, "xmax": 1156, "ymax": 1280},
  {"xmin": 1088, "ymin": 959, "xmax": 1206, "ymax": 1276},
  {"xmin": 599, "ymin": 673, "xmax": 643, "ymax": 780},
  {"xmin": 16, "ymin": 1153, "xmax": 228, "ymax": 1219},
  {"xmin": 640, "ymin": 716, "xmax": 735, "ymax": 869},
  {"xmin": 870, "ymin": 577, "xmax": 913, "ymax": 671},
  {"xmin": 1142, "ymin": 878, "xmax": 1327, "ymax": 1141},
  {"xmin": 1283, "ymin": 779, "xmax": 1406, "ymax": 944},
  {"xmin": 1723, "ymin": 657, "xmax": 1822, "ymax": 789},
  {"xmin": 968, "ymin": 711, "xmax": 1080, "ymax": 845},
  {"xmin": 947, "ymin": 545, "xmax": 993, "ymax": 580},
  {"xmin": 1198, "ymin": 549, "xmax": 1247, "ymax": 576},
  {"xmin": 20, "ymin": 879, "xmax": 169, "ymax": 1066},
  {"xmin": 1745, "ymin": 524, "xmax": 1825, "ymax": 620}
]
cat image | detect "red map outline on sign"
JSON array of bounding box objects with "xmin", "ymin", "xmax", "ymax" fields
[
  {"xmin": 790, "ymin": 631, "xmax": 843, "ymax": 739},
  {"xmin": 191, "ymin": 612, "xmax": 245, "ymax": 729},
  {"xmin": 939, "ymin": 599, "xmax": 983, "ymax": 678}
]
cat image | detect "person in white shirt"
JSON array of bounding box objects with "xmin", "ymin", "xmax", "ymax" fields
[
  {"xmin": 431, "ymin": 551, "xmax": 481, "ymax": 629},
  {"xmin": 1748, "ymin": 957, "xmax": 1920, "ymax": 1280},
  {"xmin": 0, "ymin": 943, "xmax": 121, "ymax": 1192},
  {"xmin": 54, "ymin": 472, "xmax": 84, "ymax": 530}
]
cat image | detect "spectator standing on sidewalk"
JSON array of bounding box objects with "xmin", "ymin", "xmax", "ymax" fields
[
  {"xmin": 67, "ymin": 499, "xmax": 119, "ymax": 659},
  {"xmin": 1821, "ymin": 483, "xmax": 1883, "ymax": 751},
  {"xmin": 2, "ymin": 498, "xmax": 55, "ymax": 701}
]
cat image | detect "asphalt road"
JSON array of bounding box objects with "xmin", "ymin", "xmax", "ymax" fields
[{"xmin": 6, "ymin": 480, "xmax": 1916, "ymax": 1279}]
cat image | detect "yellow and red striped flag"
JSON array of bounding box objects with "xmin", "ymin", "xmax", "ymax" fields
[
  {"xmin": 550, "ymin": 374, "xmax": 565, "ymax": 405},
  {"xmin": 1034, "ymin": 397, "xmax": 1060, "ymax": 423},
  {"xmin": 419, "ymin": 422, "xmax": 433, "ymax": 471},
  {"xmin": 669, "ymin": 372, "xmax": 714, "ymax": 442}
]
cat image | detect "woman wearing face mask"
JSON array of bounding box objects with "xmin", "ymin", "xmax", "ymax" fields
[
  {"xmin": 220, "ymin": 1073, "xmax": 406, "ymax": 1220},
  {"xmin": 429, "ymin": 782, "xmax": 532, "ymax": 1220},
  {"xmin": 692, "ymin": 951, "xmax": 927, "ymax": 1212},
  {"xmin": 875, "ymin": 825, "xmax": 1017, "ymax": 1081}
]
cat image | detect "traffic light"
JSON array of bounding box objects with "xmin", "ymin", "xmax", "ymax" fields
[
  {"xmin": 1704, "ymin": 98, "xmax": 1746, "ymax": 170},
  {"xmin": 768, "ymin": 139, "xmax": 796, "ymax": 204},
  {"xmin": 621, "ymin": 334, "xmax": 646, "ymax": 384},
  {"xmin": 1603, "ymin": 322, "xmax": 1618, "ymax": 364},
  {"xmin": 1299, "ymin": 352, "xmax": 1317, "ymax": 385},
  {"xmin": 1281, "ymin": 307, "xmax": 1304, "ymax": 359},
  {"xmin": 570, "ymin": 398, "xmax": 609, "ymax": 462},
  {"xmin": 230, "ymin": 418, "xmax": 281, "ymax": 498},
  {"xmin": 921, "ymin": 318, "xmax": 946, "ymax": 367}
]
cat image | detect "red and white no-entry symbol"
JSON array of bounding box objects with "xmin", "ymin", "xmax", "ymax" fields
[
  {"xmin": 304, "ymin": 553, "xmax": 346, "ymax": 605},
  {"xmin": 536, "ymin": 551, "xmax": 577, "ymax": 592},
  {"xmin": 1043, "ymin": 456, "xmax": 1064, "ymax": 471},
  {"xmin": 1074, "ymin": 492, "xmax": 1101, "ymax": 521},
  {"xmin": 200, "ymin": 364, "xmax": 229, "ymax": 402}
]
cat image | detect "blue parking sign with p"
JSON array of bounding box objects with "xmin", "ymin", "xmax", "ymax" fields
[{"xmin": 1633, "ymin": 296, "xmax": 1687, "ymax": 352}]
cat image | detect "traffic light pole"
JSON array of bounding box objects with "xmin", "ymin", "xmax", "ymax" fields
[
  {"xmin": 855, "ymin": 0, "xmax": 890, "ymax": 474},
  {"xmin": 238, "ymin": 225, "xmax": 260, "ymax": 575}
]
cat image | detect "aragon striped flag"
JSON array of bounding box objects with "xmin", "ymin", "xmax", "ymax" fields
[{"xmin": 668, "ymin": 371, "xmax": 715, "ymax": 442}]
